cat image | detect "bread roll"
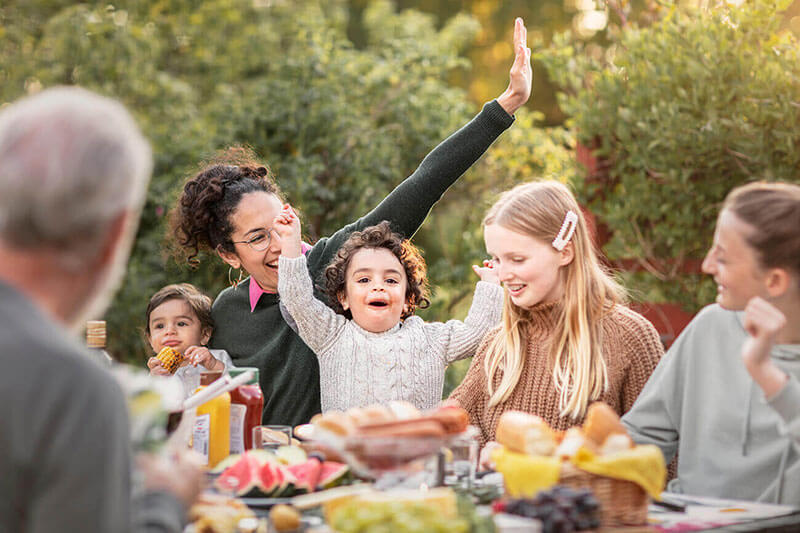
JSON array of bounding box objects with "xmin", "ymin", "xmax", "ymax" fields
[
  {"xmin": 387, "ymin": 400, "xmax": 421, "ymax": 420},
  {"xmin": 599, "ymin": 433, "xmax": 633, "ymax": 456},
  {"xmin": 345, "ymin": 407, "xmax": 373, "ymax": 428},
  {"xmin": 314, "ymin": 411, "xmax": 354, "ymax": 436},
  {"xmin": 362, "ymin": 404, "xmax": 395, "ymax": 424},
  {"xmin": 554, "ymin": 427, "xmax": 587, "ymax": 459},
  {"xmin": 495, "ymin": 411, "xmax": 557, "ymax": 456},
  {"xmin": 582, "ymin": 402, "xmax": 628, "ymax": 446}
]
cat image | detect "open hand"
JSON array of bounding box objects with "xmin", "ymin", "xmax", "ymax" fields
[
  {"xmin": 138, "ymin": 449, "xmax": 205, "ymax": 507},
  {"xmin": 496, "ymin": 17, "xmax": 532, "ymax": 116},
  {"xmin": 185, "ymin": 345, "xmax": 223, "ymax": 371},
  {"xmin": 479, "ymin": 440, "xmax": 501, "ymax": 471},
  {"xmin": 473, "ymin": 259, "xmax": 500, "ymax": 285},
  {"xmin": 273, "ymin": 204, "xmax": 302, "ymax": 258}
]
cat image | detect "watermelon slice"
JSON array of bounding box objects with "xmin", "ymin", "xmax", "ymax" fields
[
  {"xmin": 317, "ymin": 461, "xmax": 349, "ymax": 490},
  {"xmin": 260, "ymin": 461, "xmax": 297, "ymax": 497},
  {"xmin": 288, "ymin": 457, "xmax": 322, "ymax": 494},
  {"xmin": 216, "ymin": 453, "xmax": 268, "ymax": 497}
]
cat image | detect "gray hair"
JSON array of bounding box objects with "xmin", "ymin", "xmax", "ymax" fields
[{"xmin": 0, "ymin": 86, "xmax": 152, "ymax": 266}]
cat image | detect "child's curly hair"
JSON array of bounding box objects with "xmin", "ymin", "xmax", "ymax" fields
[{"xmin": 324, "ymin": 221, "xmax": 430, "ymax": 320}]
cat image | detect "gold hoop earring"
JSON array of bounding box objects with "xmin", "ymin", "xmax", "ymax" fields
[{"xmin": 228, "ymin": 267, "xmax": 244, "ymax": 289}]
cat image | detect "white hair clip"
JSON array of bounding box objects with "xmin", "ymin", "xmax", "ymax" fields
[{"xmin": 552, "ymin": 210, "xmax": 578, "ymax": 251}]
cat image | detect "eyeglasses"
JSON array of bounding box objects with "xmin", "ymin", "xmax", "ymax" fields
[{"xmin": 232, "ymin": 228, "xmax": 276, "ymax": 252}]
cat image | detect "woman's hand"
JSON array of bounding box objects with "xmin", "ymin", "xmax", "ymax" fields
[
  {"xmin": 185, "ymin": 346, "xmax": 223, "ymax": 371},
  {"xmin": 146, "ymin": 357, "xmax": 172, "ymax": 376},
  {"xmin": 473, "ymin": 259, "xmax": 500, "ymax": 285},
  {"xmin": 273, "ymin": 204, "xmax": 302, "ymax": 258},
  {"xmin": 496, "ymin": 17, "xmax": 532, "ymax": 116},
  {"xmin": 479, "ymin": 440, "xmax": 501, "ymax": 471},
  {"xmin": 742, "ymin": 296, "xmax": 789, "ymax": 398}
]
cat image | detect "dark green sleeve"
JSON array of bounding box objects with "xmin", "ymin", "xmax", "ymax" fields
[{"xmin": 306, "ymin": 100, "xmax": 514, "ymax": 278}]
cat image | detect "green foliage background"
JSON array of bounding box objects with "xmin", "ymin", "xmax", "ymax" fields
[
  {"xmin": 537, "ymin": 0, "xmax": 800, "ymax": 312},
  {"xmin": 3, "ymin": 0, "xmax": 799, "ymax": 398},
  {"xmin": 0, "ymin": 0, "xmax": 573, "ymax": 383}
]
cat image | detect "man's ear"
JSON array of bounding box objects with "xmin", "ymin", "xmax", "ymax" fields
[
  {"xmin": 558, "ymin": 241, "xmax": 575, "ymax": 267},
  {"xmin": 338, "ymin": 291, "xmax": 349, "ymax": 311},
  {"xmin": 95, "ymin": 211, "xmax": 130, "ymax": 270},
  {"xmin": 216, "ymin": 245, "xmax": 241, "ymax": 270},
  {"xmin": 765, "ymin": 267, "xmax": 792, "ymax": 298}
]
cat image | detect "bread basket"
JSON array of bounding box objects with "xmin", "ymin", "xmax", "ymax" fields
[{"xmin": 558, "ymin": 462, "xmax": 648, "ymax": 527}]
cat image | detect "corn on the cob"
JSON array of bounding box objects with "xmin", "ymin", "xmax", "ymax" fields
[{"xmin": 156, "ymin": 346, "xmax": 184, "ymax": 374}]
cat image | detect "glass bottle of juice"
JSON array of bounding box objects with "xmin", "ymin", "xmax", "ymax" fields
[
  {"xmin": 193, "ymin": 372, "xmax": 230, "ymax": 468},
  {"xmin": 228, "ymin": 367, "xmax": 263, "ymax": 453}
]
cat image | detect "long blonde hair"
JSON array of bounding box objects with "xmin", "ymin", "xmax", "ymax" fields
[{"xmin": 483, "ymin": 181, "xmax": 626, "ymax": 419}]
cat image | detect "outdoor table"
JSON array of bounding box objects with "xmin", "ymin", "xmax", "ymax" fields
[{"xmin": 609, "ymin": 493, "xmax": 800, "ymax": 533}]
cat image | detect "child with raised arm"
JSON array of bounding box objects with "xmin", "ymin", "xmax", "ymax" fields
[
  {"xmin": 273, "ymin": 205, "xmax": 503, "ymax": 412},
  {"xmin": 447, "ymin": 181, "xmax": 664, "ymax": 455}
]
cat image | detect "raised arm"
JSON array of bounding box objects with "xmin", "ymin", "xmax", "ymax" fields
[
  {"xmin": 430, "ymin": 264, "xmax": 503, "ymax": 365},
  {"xmin": 308, "ymin": 18, "xmax": 532, "ymax": 274},
  {"xmin": 275, "ymin": 205, "xmax": 347, "ymax": 356},
  {"xmin": 741, "ymin": 297, "xmax": 800, "ymax": 448}
]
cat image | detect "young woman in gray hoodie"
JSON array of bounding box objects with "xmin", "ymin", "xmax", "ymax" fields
[{"xmin": 622, "ymin": 181, "xmax": 800, "ymax": 504}]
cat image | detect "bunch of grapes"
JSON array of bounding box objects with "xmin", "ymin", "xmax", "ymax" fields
[{"xmin": 492, "ymin": 486, "xmax": 600, "ymax": 532}]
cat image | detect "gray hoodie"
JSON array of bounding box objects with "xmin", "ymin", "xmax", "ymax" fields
[{"xmin": 622, "ymin": 304, "xmax": 800, "ymax": 504}]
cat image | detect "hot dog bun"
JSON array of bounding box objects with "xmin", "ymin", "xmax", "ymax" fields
[
  {"xmin": 429, "ymin": 407, "xmax": 469, "ymax": 434},
  {"xmin": 358, "ymin": 419, "xmax": 446, "ymax": 438}
]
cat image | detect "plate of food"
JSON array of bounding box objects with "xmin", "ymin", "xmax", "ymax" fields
[
  {"xmin": 309, "ymin": 402, "xmax": 471, "ymax": 478},
  {"xmin": 238, "ymin": 497, "xmax": 293, "ymax": 509}
]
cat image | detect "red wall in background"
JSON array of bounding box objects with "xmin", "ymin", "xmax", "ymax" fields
[{"xmin": 577, "ymin": 143, "xmax": 698, "ymax": 349}]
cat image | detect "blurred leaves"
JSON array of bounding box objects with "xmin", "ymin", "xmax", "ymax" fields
[
  {"xmin": 0, "ymin": 0, "xmax": 492, "ymax": 362},
  {"xmin": 537, "ymin": 0, "xmax": 800, "ymax": 312}
]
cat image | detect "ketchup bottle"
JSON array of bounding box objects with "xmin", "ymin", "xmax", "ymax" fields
[{"xmin": 228, "ymin": 367, "xmax": 263, "ymax": 453}]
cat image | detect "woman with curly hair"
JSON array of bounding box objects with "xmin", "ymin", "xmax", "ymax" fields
[
  {"xmin": 274, "ymin": 215, "xmax": 502, "ymax": 412},
  {"xmin": 170, "ymin": 19, "xmax": 532, "ymax": 425}
]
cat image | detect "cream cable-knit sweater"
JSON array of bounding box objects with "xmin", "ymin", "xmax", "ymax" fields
[
  {"xmin": 277, "ymin": 255, "xmax": 503, "ymax": 412},
  {"xmin": 449, "ymin": 301, "xmax": 664, "ymax": 446}
]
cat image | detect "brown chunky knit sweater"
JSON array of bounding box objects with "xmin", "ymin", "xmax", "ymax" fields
[{"xmin": 449, "ymin": 301, "xmax": 664, "ymax": 446}]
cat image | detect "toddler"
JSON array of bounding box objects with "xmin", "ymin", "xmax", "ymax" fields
[
  {"xmin": 274, "ymin": 206, "xmax": 503, "ymax": 412},
  {"xmin": 145, "ymin": 283, "xmax": 233, "ymax": 396}
]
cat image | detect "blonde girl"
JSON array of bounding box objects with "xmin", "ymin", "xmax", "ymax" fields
[{"xmin": 449, "ymin": 181, "xmax": 663, "ymax": 448}]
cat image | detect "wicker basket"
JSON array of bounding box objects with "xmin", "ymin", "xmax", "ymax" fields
[{"xmin": 559, "ymin": 463, "xmax": 649, "ymax": 527}]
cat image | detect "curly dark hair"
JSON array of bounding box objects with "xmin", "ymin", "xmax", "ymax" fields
[
  {"xmin": 170, "ymin": 146, "xmax": 283, "ymax": 266},
  {"xmin": 324, "ymin": 221, "xmax": 430, "ymax": 320}
]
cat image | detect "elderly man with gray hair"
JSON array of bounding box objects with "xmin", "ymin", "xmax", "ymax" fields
[{"xmin": 0, "ymin": 86, "xmax": 201, "ymax": 532}]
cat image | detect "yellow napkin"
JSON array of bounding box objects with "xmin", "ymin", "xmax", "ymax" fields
[
  {"xmin": 570, "ymin": 444, "xmax": 666, "ymax": 500},
  {"xmin": 491, "ymin": 447, "xmax": 561, "ymax": 497}
]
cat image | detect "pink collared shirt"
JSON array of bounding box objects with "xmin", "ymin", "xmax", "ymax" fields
[{"xmin": 249, "ymin": 242, "xmax": 312, "ymax": 312}]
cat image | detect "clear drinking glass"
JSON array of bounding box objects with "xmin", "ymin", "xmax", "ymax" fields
[
  {"xmin": 252, "ymin": 425, "xmax": 292, "ymax": 450},
  {"xmin": 446, "ymin": 426, "xmax": 479, "ymax": 489}
]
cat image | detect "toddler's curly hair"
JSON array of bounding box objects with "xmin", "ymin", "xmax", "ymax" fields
[{"xmin": 324, "ymin": 221, "xmax": 429, "ymax": 319}]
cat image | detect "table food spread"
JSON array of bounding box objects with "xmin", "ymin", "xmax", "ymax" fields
[{"xmin": 172, "ymin": 395, "xmax": 799, "ymax": 533}]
